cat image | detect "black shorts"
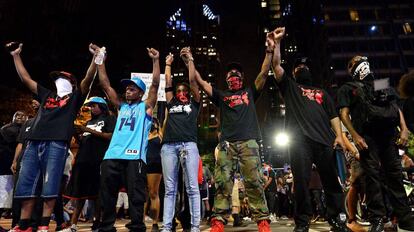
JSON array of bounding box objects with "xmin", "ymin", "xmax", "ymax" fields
[
  {"xmin": 146, "ymin": 161, "xmax": 162, "ymax": 174},
  {"xmin": 64, "ymin": 162, "xmax": 100, "ymax": 199}
]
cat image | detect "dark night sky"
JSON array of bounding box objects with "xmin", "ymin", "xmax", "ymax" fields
[{"xmin": 0, "ymin": 0, "xmax": 264, "ymax": 91}]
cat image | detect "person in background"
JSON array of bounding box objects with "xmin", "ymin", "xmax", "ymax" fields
[
  {"xmin": 145, "ymin": 118, "xmax": 163, "ymax": 232},
  {"xmin": 0, "ymin": 111, "xmax": 26, "ymax": 230},
  {"xmin": 10, "ymin": 98, "xmax": 40, "ymax": 229}
]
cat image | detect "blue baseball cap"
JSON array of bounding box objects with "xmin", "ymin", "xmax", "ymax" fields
[
  {"xmin": 120, "ymin": 76, "xmax": 146, "ymax": 92},
  {"xmin": 84, "ymin": 96, "xmax": 107, "ymax": 106}
]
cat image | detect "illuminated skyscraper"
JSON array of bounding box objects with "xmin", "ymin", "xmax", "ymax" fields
[{"xmin": 165, "ymin": 2, "xmax": 221, "ymax": 150}]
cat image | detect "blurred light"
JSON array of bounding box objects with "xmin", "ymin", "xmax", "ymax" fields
[
  {"xmin": 261, "ymin": 1, "xmax": 267, "ymax": 8},
  {"xmin": 370, "ymin": 25, "xmax": 377, "ymax": 32},
  {"xmin": 274, "ymin": 132, "xmax": 289, "ymax": 147}
]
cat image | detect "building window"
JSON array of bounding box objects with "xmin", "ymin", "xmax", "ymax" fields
[
  {"xmin": 403, "ymin": 22, "xmax": 412, "ymax": 34},
  {"xmin": 349, "ymin": 9, "xmax": 359, "ymax": 22}
]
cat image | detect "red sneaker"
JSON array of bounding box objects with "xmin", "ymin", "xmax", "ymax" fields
[
  {"xmin": 210, "ymin": 218, "xmax": 224, "ymax": 232},
  {"xmin": 9, "ymin": 226, "xmax": 33, "ymax": 232},
  {"xmin": 257, "ymin": 219, "xmax": 271, "ymax": 232}
]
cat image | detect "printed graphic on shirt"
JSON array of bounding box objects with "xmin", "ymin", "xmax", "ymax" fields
[
  {"xmin": 125, "ymin": 149, "xmax": 138, "ymax": 155},
  {"xmin": 223, "ymin": 91, "xmax": 250, "ymax": 108},
  {"xmin": 169, "ymin": 104, "xmax": 192, "ymax": 114},
  {"xmin": 82, "ymin": 121, "xmax": 105, "ymax": 136},
  {"xmin": 117, "ymin": 107, "xmax": 143, "ymax": 131},
  {"xmin": 44, "ymin": 96, "xmax": 70, "ymax": 109},
  {"xmin": 300, "ymin": 87, "xmax": 324, "ymax": 105}
]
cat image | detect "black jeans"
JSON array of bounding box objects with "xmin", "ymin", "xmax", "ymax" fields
[
  {"xmin": 360, "ymin": 134, "xmax": 411, "ymax": 220},
  {"xmin": 310, "ymin": 189, "xmax": 325, "ymax": 217},
  {"xmin": 265, "ymin": 191, "xmax": 277, "ymax": 214},
  {"xmin": 290, "ymin": 137, "xmax": 345, "ymax": 227},
  {"xmin": 99, "ymin": 159, "xmax": 147, "ymax": 232}
]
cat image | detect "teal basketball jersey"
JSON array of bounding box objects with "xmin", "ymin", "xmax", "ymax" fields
[{"xmin": 104, "ymin": 102, "xmax": 151, "ymax": 162}]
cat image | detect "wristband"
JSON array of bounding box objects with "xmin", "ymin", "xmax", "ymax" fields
[
  {"xmin": 166, "ymin": 64, "xmax": 171, "ymax": 67},
  {"xmin": 165, "ymin": 87, "xmax": 174, "ymax": 92}
]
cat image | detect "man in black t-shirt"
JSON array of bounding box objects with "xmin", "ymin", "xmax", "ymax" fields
[
  {"xmin": 338, "ymin": 56, "xmax": 414, "ymax": 232},
  {"xmin": 194, "ymin": 32, "xmax": 277, "ymax": 232},
  {"xmin": 7, "ymin": 42, "xmax": 98, "ymax": 232},
  {"xmin": 272, "ymin": 28, "xmax": 349, "ymax": 232}
]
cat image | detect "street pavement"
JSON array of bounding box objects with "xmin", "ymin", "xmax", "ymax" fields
[{"xmin": 0, "ymin": 217, "xmax": 338, "ymax": 231}]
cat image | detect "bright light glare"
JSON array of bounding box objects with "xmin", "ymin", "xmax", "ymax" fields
[{"xmin": 275, "ymin": 132, "xmax": 289, "ymax": 147}]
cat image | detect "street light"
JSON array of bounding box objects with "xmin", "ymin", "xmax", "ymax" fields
[{"xmin": 274, "ymin": 132, "xmax": 289, "ymax": 147}]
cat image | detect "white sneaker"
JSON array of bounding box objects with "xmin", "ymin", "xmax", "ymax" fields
[{"xmin": 270, "ymin": 214, "xmax": 278, "ymax": 223}]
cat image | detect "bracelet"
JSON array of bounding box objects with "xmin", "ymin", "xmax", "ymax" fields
[
  {"xmin": 165, "ymin": 87, "xmax": 174, "ymax": 92},
  {"xmin": 188, "ymin": 57, "xmax": 194, "ymax": 61},
  {"xmin": 166, "ymin": 64, "xmax": 171, "ymax": 67},
  {"xmin": 266, "ymin": 49, "xmax": 273, "ymax": 54}
]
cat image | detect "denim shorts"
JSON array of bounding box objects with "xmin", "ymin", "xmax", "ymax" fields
[{"xmin": 14, "ymin": 140, "xmax": 68, "ymax": 198}]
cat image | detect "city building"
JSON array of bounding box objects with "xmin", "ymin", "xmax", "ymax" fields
[
  {"xmin": 323, "ymin": 0, "xmax": 414, "ymax": 86},
  {"xmin": 165, "ymin": 2, "xmax": 221, "ymax": 151}
]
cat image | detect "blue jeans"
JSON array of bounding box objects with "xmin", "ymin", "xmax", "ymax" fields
[
  {"xmin": 15, "ymin": 140, "xmax": 68, "ymax": 198},
  {"xmin": 161, "ymin": 142, "xmax": 200, "ymax": 230}
]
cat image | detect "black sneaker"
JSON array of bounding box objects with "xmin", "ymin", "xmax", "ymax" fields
[
  {"xmin": 398, "ymin": 213, "xmax": 414, "ymax": 232},
  {"xmin": 91, "ymin": 221, "xmax": 101, "ymax": 232},
  {"xmin": 369, "ymin": 218, "xmax": 384, "ymax": 232},
  {"xmin": 328, "ymin": 213, "xmax": 351, "ymax": 232},
  {"xmin": 293, "ymin": 224, "xmax": 310, "ymax": 232}
]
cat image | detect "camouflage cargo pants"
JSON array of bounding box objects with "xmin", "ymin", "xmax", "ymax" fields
[{"xmin": 212, "ymin": 139, "xmax": 269, "ymax": 223}]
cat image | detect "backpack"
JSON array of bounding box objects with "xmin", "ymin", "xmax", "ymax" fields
[{"xmin": 346, "ymin": 81, "xmax": 400, "ymax": 126}]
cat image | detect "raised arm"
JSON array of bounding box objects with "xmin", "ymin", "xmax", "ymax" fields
[
  {"xmin": 165, "ymin": 53, "xmax": 174, "ymax": 103},
  {"xmin": 180, "ymin": 47, "xmax": 201, "ymax": 103},
  {"xmin": 97, "ymin": 49, "xmax": 121, "ymax": 108},
  {"xmin": 270, "ymin": 27, "xmax": 286, "ymax": 83},
  {"xmin": 80, "ymin": 43, "xmax": 99, "ymax": 95},
  {"xmin": 7, "ymin": 43, "xmax": 38, "ymax": 94},
  {"xmin": 254, "ymin": 33, "xmax": 275, "ymax": 91},
  {"xmin": 145, "ymin": 48, "xmax": 160, "ymax": 115}
]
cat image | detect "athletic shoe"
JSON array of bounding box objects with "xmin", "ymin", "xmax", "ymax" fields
[
  {"xmin": 210, "ymin": 218, "xmax": 224, "ymax": 232},
  {"xmin": 257, "ymin": 220, "xmax": 271, "ymax": 232}
]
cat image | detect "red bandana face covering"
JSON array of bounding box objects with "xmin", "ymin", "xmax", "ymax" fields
[
  {"xmin": 176, "ymin": 91, "xmax": 189, "ymax": 103},
  {"xmin": 226, "ymin": 76, "xmax": 243, "ymax": 91}
]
